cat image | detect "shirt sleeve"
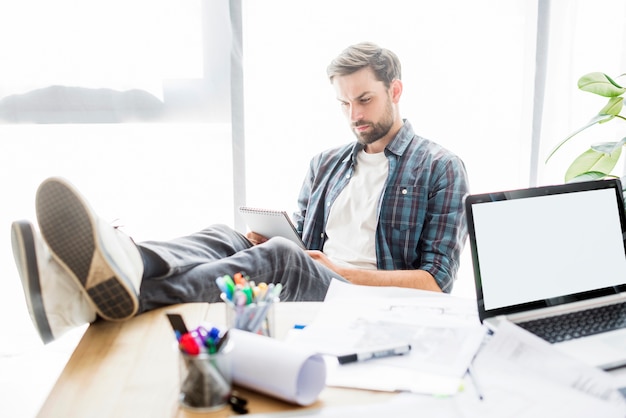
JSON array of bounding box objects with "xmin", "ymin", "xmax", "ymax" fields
[{"xmin": 419, "ymin": 154, "xmax": 470, "ymax": 292}]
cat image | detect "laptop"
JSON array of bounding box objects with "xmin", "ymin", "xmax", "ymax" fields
[{"xmin": 466, "ymin": 178, "xmax": 626, "ymax": 370}]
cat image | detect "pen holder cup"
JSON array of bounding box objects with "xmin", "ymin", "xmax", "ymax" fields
[
  {"xmin": 178, "ymin": 342, "xmax": 233, "ymax": 412},
  {"xmin": 225, "ymin": 297, "xmax": 279, "ymax": 338}
]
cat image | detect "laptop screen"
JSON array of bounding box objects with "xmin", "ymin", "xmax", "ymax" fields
[{"xmin": 466, "ymin": 179, "xmax": 626, "ymax": 320}]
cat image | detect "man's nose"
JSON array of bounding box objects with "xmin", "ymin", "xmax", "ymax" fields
[{"xmin": 349, "ymin": 104, "xmax": 363, "ymax": 122}]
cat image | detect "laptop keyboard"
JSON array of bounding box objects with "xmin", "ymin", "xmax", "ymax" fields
[{"xmin": 517, "ymin": 302, "xmax": 626, "ymax": 343}]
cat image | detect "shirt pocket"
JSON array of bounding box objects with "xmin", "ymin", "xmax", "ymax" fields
[{"xmin": 380, "ymin": 185, "xmax": 427, "ymax": 231}]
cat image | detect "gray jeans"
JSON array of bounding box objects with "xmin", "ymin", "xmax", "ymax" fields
[{"xmin": 136, "ymin": 224, "xmax": 347, "ymax": 313}]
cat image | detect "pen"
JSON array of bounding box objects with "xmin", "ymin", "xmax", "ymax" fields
[{"xmin": 337, "ymin": 343, "xmax": 411, "ymax": 365}]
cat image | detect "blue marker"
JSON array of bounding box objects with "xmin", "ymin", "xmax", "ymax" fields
[{"xmin": 215, "ymin": 276, "xmax": 227, "ymax": 294}]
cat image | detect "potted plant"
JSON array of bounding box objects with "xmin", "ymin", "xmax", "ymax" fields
[{"xmin": 546, "ymin": 72, "xmax": 626, "ymax": 183}]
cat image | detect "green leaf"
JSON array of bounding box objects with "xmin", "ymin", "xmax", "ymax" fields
[
  {"xmin": 591, "ymin": 138, "xmax": 626, "ymax": 153},
  {"xmin": 578, "ymin": 72, "xmax": 626, "ymax": 97},
  {"xmin": 568, "ymin": 171, "xmax": 613, "ymax": 182},
  {"xmin": 564, "ymin": 147, "xmax": 621, "ymax": 182},
  {"xmin": 545, "ymin": 114, "xmax": 613, "ymax": 162},
  {"xmin": 599, "ymin": 97, "xmax": 623, "ymax": 116}
]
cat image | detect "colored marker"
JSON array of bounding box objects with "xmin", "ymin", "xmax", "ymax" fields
[
  {"xmin": 223, "ymin": 275, "xmax": 236, "ymax": 300},
  {"xmin": 179, "ymin": 333, "xmax": 201, "ymax": 355}
]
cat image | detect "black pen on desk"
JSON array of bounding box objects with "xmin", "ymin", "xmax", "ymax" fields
[
  {"xmin": 337, "ymin": 343, "xmax": 411, "ymax": 365},
  {"xmin": 467, "ymin": 365, "xmax": 485, "ymax": 401}
]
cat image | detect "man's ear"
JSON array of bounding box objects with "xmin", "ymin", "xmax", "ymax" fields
[{"xmin": 390, "ymin": 79, "xmax": 403, "ymax": 103}]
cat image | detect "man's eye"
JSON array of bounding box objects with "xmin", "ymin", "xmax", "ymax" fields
[{"xmin": 361, "ymin": 97, "xmax": 371, "ymax": 103}]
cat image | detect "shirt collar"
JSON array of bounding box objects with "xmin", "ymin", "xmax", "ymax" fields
[
  {"xmin": 385, "ymin": 119, "xmax": 414, "ymax": 156},
  {"xmin": 345, "ymin": 119, "xmax": 415, "ymax": 164}
]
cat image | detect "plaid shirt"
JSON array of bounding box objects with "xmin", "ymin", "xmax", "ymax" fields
[{"xmin": 294, "ymin": 120, "xmax": 469, "ymax": 292}]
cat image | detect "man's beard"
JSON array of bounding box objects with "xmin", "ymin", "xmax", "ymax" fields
[{"xmin": 352, "ymin": 99, "xmax": 395, "ymax": 145}]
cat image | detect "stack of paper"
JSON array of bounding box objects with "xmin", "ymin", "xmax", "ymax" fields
[
  {"xmin": 280, "ymin": 280, "xmax": 626, "ymax": 417},
  {"xmin": 458, "ymin": 319, "xmax": 626, "ymax": 417},
  {"xmin": 286, "ymin": 280, "xmax": 487, "ymax": 395}
]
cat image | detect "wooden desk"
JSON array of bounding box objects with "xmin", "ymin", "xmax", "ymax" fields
[{"xmin": 37, "ymin": 302, "xmax": 393, "ymax": 417}]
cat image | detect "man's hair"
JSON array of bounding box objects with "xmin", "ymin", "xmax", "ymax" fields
[{"xmin": 326, "ymin": 42, "xmax": 401, "ymax": 87}]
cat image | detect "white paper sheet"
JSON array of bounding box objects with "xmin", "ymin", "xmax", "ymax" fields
[
  {"xmin": 286, "ymin": 280, "xmax": 486, "ymax": 394},
  {"xmin": 451, "ymin": 319, "xmax": 626, "ymax": 417},
  {"xmin": 324, "ymin": 359, "xmax": 463, "ymax": 395},
  {"xmin": 474, "ymin": 320, "xmax": 626, "ymax": 406},
  {"xmin": 240, "ymin": 280, "xmax": 626, "ymax": 416},
  {"xmin": 230, "ymin": 329, "xmax": 326, "ymax": 406}
]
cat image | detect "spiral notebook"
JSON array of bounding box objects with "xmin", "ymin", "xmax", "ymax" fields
[{"xmin": 239, "ymin": 207, "xmax": 306, "ymax": 249}]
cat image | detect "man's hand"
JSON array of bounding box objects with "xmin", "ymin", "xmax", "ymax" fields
[
  {"xmin": 307, "ymin": 250, "xmax": 442, "ymax": 292},
  {"xmin": 306, "ymin": 250, "xmax": 344, "ymax": 275},
  {"xmin": 246, "ymin": 231, "xmax": 268, "ymax": 246}
]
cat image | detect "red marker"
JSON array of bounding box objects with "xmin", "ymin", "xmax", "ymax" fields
[{"xmin": 179, "ymin": 333, "xmax": 200, "ymax": 355}]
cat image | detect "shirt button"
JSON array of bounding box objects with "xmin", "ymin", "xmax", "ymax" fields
[
  {"xmin": 346, "ymin": 174, "xmax": 351, "ymax": 179},
  {"xmin": 320, "ymin": 233, "xmax": 324, "ymax": 238},
  {"xmin": 402, "ymin": 188, "xmax": 408, "ymax": 195}
]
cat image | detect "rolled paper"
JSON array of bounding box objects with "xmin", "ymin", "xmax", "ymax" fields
[{"xmin": 229, "ymin": 329, "xmax": 326, "ymax": 406}]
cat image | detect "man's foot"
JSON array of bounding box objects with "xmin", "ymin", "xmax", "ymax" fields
[
  {"xmin": 35, "ymin": 177, "xmax": 144, "ymax": 321},
  {"xmin": 11, "ymin": 220, "xmax": 97, "ymax": 344}
]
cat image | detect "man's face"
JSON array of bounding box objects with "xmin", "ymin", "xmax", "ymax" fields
[{"xmin": 333, "ymin": 67, "xmax": 395, "ymax": 146}]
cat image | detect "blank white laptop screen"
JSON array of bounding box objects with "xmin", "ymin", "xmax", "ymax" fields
[{"xmin": 471, "ymin": 187, "xmax": 626, "ymax": 311}]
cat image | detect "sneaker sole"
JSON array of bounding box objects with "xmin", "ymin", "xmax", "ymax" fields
[
  {"xmin": 36, "ymin": 178, "xmax": 138, "ymax": 321},
  {"xmin": 11, "ymin": 221, "xmax": 54, "ymax": 344}
]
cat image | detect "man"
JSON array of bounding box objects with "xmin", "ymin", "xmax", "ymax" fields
[{"xmin": 12, "ymin": 42, "xmax": 469, "ymax": 344}]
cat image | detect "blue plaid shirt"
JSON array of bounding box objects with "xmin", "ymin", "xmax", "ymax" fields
[{"xmin": 294, "ymin": 120, "xmax": 469, "ymax": 293}]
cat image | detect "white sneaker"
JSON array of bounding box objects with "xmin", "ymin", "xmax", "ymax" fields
[
  {"xmin": 11, "ymin": 220, "xmax": 97, "ymax": 344},
  {"xmin": 35, "ymin": 177, "xmax": 144, "ymax": 322}
]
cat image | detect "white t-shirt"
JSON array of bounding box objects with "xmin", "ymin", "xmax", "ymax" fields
[{"xmin": 323, "ymin": 149, "xmax": 389, "ymax": 269}]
